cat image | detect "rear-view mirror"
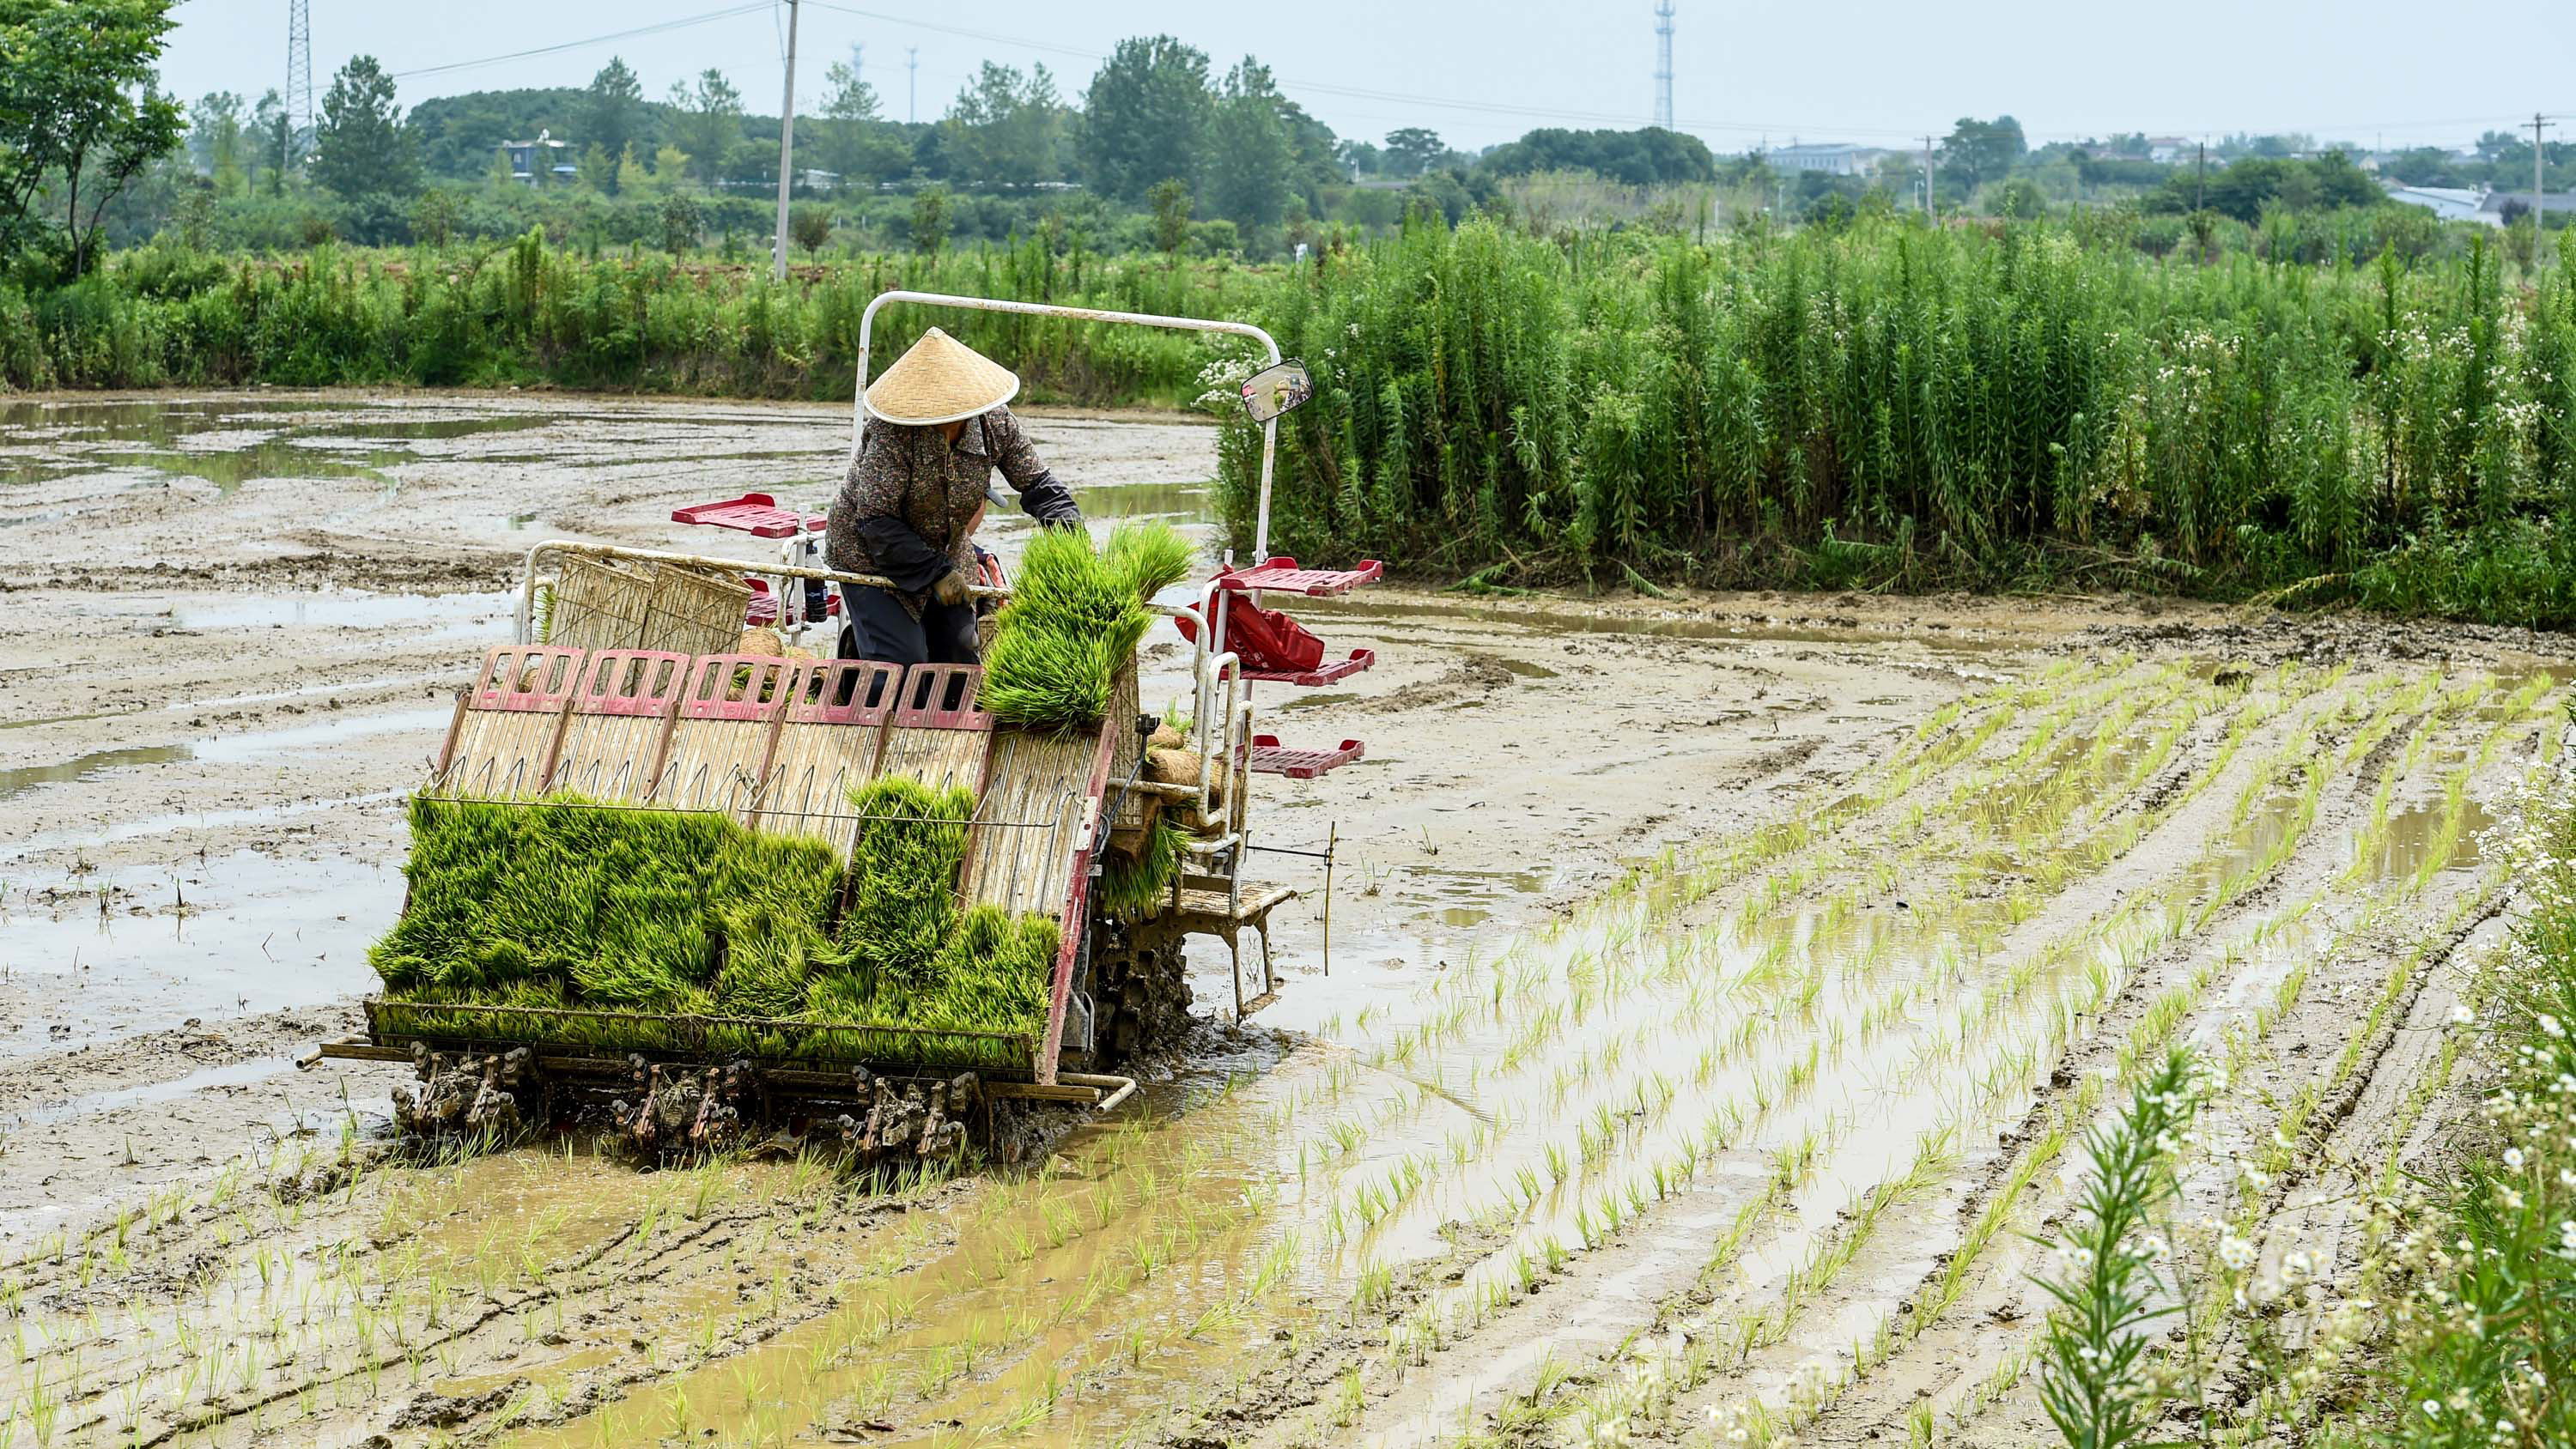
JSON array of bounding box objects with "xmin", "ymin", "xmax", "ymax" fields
[{"xmin": 1238, "ymin": 361, "xmax": 1314, "ymax": 424}]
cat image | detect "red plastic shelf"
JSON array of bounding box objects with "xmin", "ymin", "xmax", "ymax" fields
[
  {"xmin": 1215, "ymin": 557, "xmax": 1383, "ymax": 597},
  {"xmin": 1241, "ymin": 649, "xmax": 1374, "ymax": 687},
  {"xmin": 1248, "ymin": 735, "xmax": 1364, "ymax": 779},
  {"xmin": 671, "ymin": 493, "xmax": 826, "ymax": 539}
]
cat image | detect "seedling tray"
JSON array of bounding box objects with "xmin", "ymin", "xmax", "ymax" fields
[
  {"xmin": 1247, "ymin": 735, "xmax": 1364, "ymax": 779},
  {"xmin": 1242, "ymin": 649, "xmax": 1374, "ymax": 687},
  {"xmin": 1214, "ymin": 557, "xmax": 1383, "ymax": 597},
  {"xmin": 671, "ymin": 494, "xmax": 826, "ymax": 539}
]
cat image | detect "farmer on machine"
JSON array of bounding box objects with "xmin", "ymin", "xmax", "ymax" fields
[{"xmin": 828, "ymin": 327, "xmax": 1084, "ymax": 664}]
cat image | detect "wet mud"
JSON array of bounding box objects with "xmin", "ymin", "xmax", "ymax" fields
[{"xmin": 1, "ymin": 391, "xmax": 2568, "ymax": 1449}]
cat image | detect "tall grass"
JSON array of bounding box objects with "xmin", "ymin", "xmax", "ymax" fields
[
  {"xmin": 0, "ymin": 230, "xmax": 1268, "ymax": 403},
  {"xmin": 1226, "ymin": 216, "xmax": 2576, "ymax": 628}
]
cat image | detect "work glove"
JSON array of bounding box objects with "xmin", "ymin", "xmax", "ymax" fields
[{"xmin": 931, "ymin": 568, "xmax": 974, "ymax": 609}]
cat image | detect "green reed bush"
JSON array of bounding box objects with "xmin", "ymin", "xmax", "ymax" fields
[
  {"xmin": 1225, "ymin": 215, "xmax": 2576, "ymax": 628},
  {"xmin": 3, "ymin": 239, "xmax": 1268, "ymax": 403},
  {"xmin": 980, "ymin": 521, "xmax": 1187, "ymax": 731}
]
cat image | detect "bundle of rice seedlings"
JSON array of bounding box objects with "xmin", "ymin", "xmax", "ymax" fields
[
  {"xmin": 918, "ymin": 906, "xmax": 1059, "ymax": 1034},
  {"xmin": 837, "ymin": 777, "xmax": 974, "ymax": 988},
  {"xmin": 1096, "ymin": 820, "xmax": 1187, "ymax": 920},
  {"xmin": 981, "ymin": 522, "xmax": 1191, "ymax": 732},
  {"xmin": 705, "ymin": 828, "xmax": 846, "ymax": 1016},
  {"xmin": 1103, "ymin": 520, "xmax": 1194, "ymax": 599}
]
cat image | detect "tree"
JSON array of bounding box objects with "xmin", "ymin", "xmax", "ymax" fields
[
  {"xmin": 0, "ymin": 0, "xmax": 187, "ymax": 275},
  {"xmin": 583, "ymin": 58, "xmax": 642, "ymax": 193},
  {"xmin": 789, "ymin": 204, "xmax": 830, "ymax": 255},
  {"xmin": 653, "ymin": 143, "xmax": 692, "ymax": 190},
  {"xmin": 909, "ymin": 185, "xmax": 951, "ymax": 256},
  {"xmin": 1938, "ymin": 115, "xmax": 2026, "ymax": 192},
  {"xmin": 410, "ymin": 187, "xmax": 461, "ymax": 246},
  {"xmin": 1206, "ymin": 59, "xmax": 1292, "ymax": 233},
  {"xmin": 1080, "ymin": 35, "xmax": 1212, "ymax": 203},
  {"xmin": 1383, "ymin": 128, "xmax": 1447, "ymax": 179},
  {"xmin": 189, "ymin": 92, "xmax": 249, "ymax": 195},
  {"xmin": 252, "ymin": 89, "xmax": 291, "ymax": 193},
  {"xmin": 943, "ymin": 62, "xmax": 1063, "ymax": 191},
  {"xmin": 1148, "ymin": 178, "xmax": 1191, "ymax": 265},
  {"xmin": 312, "ymin": 56, "xmax": 420, "ymax": 201},
  {"xmin": 669, "ymin": 70, "xmax": 743, "ymax": 187},
  {"xmin": 817, "ymin": 62, "xmax": 906, "ymax": 187},
  {"xmin": 659, "ymin": 191, "xmax": 701, "ymax": 253},
  {"xmin": 1336, "ymin": 138, "xmax": 1382, "ymax": 179},
  {"xmin": 577, "ymin": 142, "xmax": 617, "ymax": 193}
]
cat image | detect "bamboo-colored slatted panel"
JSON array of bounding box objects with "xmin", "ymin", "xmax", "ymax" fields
[
  {"xmin": 430, "ymin": 646, "xmax": 584, "ymax": 800},
  {"xmin": 544, "ymin": 555, "xmax": 753, "ymax": 659},
  {"xmin": 647, "ymin": 654, "xmax": 799, "ymax": 822},
  {"xmin": 548, "ymin": 650, "xmax": 690, "ymax": 803},
  {"xmin": 751, "ymin": 659, "xmax": 905, "ymax": 853},
  {"xmin": 961, "ymin": 718, "xmax": 1114, "ymax": 919},
  {"xmin": 875, "ymin": 664, "xmax": 993, "ymax": 796},
  {"xmin": 1104, "ymin": 658, "xmax": 1149, "ymax": 834}
]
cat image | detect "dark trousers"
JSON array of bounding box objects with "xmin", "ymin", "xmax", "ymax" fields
[{"xmin": 837, "ymin": 584, "xmax": 979, "ymax": 665}]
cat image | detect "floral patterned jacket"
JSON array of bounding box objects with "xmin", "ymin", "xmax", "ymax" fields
[{"xmin": 825, "ymin": 407, "xmax": 1080, "ymax": 617}]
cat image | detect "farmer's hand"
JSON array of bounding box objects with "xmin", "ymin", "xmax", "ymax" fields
[{"xmin": 931, "ymin": 568, "xmax": 974, "ymax": 609}]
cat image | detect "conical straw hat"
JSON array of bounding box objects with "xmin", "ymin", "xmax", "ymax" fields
[{"xmin": 864, "ymin": 327, "xmax": 1020, "ymax": 425}]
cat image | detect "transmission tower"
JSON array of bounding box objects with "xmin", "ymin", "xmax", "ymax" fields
[
  {"xmin": 1651, "ymin": 1, "xmax": 1675, "ymax": 130},
  {"xmin": 285, "ymin": 0, "xmax": 313, "ymax": 155}
]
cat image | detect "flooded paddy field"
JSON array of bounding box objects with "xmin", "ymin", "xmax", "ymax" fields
[{"xmin": 2, "ymin": 391, "xmax": 2570, "ymax": 1448}]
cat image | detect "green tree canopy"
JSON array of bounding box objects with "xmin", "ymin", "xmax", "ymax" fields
[
  {"xmin": 584, "ymin": 58, "xmax": 643, "ymax": 193},
  {"xmin": 1382, "ymin": 127, "xmax": 1448, "ymax": 179},
  {"xmin": 1080, "ymin": 35, "xmax": 1212, "ymax": 203},
  {"xmin": 1938, "ymin": 115, "xmax": 2026, "ymax": 192},
  {"xmin": 669, "ymin": 70, "xmax": 744, "ymax": 186},
  {"xmin": 0, "ymin": 0, "xmax": 186, "ymax": 276},
  {"xmin": 943, "ymin": 62, "xmax": 1063, "ymax": 191},
  {"xmin": 1206, "ymin": 59, "xmax": 1292, "ymax": 232},
  {"xmin": 313, "ymin": 55, "xmax": 421, "ymax": 201},
  {"xmin": 817, "ymin": 62, "xmax": 908, "ymax": 186},
  {"xmin": 1478, "ymin": 126, "xmax": 1716, "ymax": 186}
]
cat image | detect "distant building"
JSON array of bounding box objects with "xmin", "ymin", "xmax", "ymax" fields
[
  {"xmin": 1766, "ymin": 143, "xmax": 1891, "ymax": 177},
  {"xmin": 2146, "ymin": 136, "xmax": 2193, "ymax": 164},
  {"xmin": 501, "ymin": 130, "xmax": 576, "ymax": 184},
  {"xmin": 2387, "ymin": 185, "xmax": 2495, "ymax": 225}
]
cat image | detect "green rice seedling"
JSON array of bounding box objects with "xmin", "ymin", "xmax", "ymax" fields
[
  {"xmin": 1095, "ymin": 820, "xmax": 1185, "ymax": 920},
  {"xmin": 838, "ymin": 776, "xmax": 974, "ymax": 987},
  {"xmin": 980, "ymin": 524, "xmax": 1174, "ymax": 731}
]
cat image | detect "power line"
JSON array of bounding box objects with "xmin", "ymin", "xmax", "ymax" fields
[{"xmin": 386, "ymin": 3, "xmax": 771, "ymax": 82}]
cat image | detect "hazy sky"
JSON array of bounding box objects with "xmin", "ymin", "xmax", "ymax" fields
[{"xmin": 161, "ymin": 0, "xmax": 2575, "ymax": 154}]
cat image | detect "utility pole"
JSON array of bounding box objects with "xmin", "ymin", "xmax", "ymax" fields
[
  {"xmin": 1922, "ymin": 135, "xmax": 1935, "ymax": 221},
  {"xmin": 907, "ymin": 47, "xmax": 919, "ymax": 124},
  {"xmin": 285, "ymin": 0, "xmax": 313, "ymax": 162},
  {"xmin": 1651, "ymin": 1, "xmax": 1674, "ymax": 131},
  {"xmin": 2535, "ymin": 112, "xmax": 2555, "ymax": 279},
  {"xmin": 772, "ymin": 0, "xmax": 799, "ymax": 282},
  {"xmin": 2195, "ymin": 142, "xmax": 2206, "ymax": 212},
  {"xmin": 851, "ymin": 41, "xmax": 863, "ymax": 88}
]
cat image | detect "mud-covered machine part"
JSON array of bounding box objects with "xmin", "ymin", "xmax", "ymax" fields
[{"xmin": 310, "ymin": 290, "xmax": 1374, "ymax": 1148}]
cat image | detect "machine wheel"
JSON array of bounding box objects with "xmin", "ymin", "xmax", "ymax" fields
[{"xmin": 1087, "ymin": 913, "xmax": 1192, "ymax": 1063}]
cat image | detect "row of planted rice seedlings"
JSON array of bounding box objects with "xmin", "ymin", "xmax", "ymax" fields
[
  {"xmin": 1497, "ymin": 672, "xmax": 2422, "ymax": 1442},
  {"xmin": 1725, "ymin": 676, "xmax": 2545, "ymax": 1446},
  {"xmin": 1275, "ymin": 670, "xmax": 2339, "ymax": 1439}
]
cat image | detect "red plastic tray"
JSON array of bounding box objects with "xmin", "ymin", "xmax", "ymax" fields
[
  {"xmin": 1242, "ymin": 649, "xmax": 1375, "ymax": 687},
  {"xmin": 671, "ymin": 494, "xmax": 826, "ymax": 539},
  {"xmin": 1214, "ymin": 557, "xmax": 1383, "ymax": 597},
  {"xmin": 1247, "ymin": 735, "xmax": 1364, "ymax": 779}
]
